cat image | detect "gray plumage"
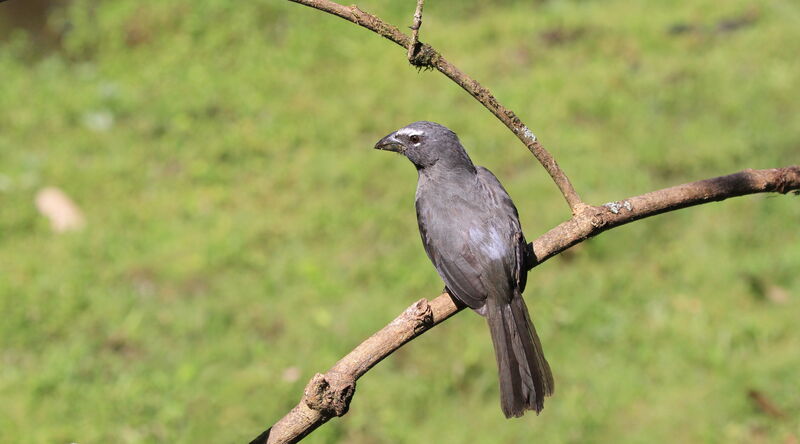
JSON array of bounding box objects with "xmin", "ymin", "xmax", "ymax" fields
[{"xmin": 374, "ymin": 121, "xmax": 554, "ymax": 418}]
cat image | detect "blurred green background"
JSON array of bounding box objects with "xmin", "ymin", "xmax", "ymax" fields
[{"xmin": 1, "ymin": 0, "xmax": 798, "ymax": 442}]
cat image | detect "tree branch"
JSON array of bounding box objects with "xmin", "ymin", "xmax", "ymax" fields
[
  {"xmin": 529, "ymin": 167, "xmax": 800, "ymax": 267},
  {"xmin": 252, "ymin": 166, "xmax": 799, "ymax": 444},
  {"xmin": 287, "ymin": 0, "xmax": 583, "ymax": 213},
  {"xmin": 253, "ymin": 296, "xmax": 462, "ymax": 444}
]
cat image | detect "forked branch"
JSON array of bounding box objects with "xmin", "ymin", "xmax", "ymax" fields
[
  {"xmin": 253, "ymin": 166, "xmax": 799, "ymax": 444},
  {"xmin": 287, "ymin": 0, "xmax": 583, "ymax": 212}
]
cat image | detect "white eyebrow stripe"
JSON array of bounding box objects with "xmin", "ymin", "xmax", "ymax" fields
[{"xmin": 396, "ymin": 128, "xmax": 423, "ymax": 137}]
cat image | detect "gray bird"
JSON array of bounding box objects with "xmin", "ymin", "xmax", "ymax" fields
[{"xmin": 374, "ymin": 121, "xmax": 554, "ymax": 418}]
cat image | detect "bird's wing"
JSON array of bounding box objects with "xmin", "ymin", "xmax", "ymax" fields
[
  {"xmin": 475, "ymin": 166, "xmax": 528, "ymax": 294},
  {"xmin": 415, "ymin": 167, "xmax": 527, "ymax": 309},
  {"xmin": 416, "ymin": 193, "xmax": 489, "ymax": 309}
]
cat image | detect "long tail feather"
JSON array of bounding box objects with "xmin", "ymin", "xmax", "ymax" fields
[{"xmin": 486, "ymin": 292, "xmax": 553, "ymax": 418}]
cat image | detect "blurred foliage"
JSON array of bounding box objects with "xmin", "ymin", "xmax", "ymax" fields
[{"xmin": 0, "ymin": 0, "xmax": 798, "ymax": 442}]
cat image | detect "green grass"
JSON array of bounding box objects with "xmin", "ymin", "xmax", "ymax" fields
[{"xmin": 0, "ymin": 0, "xmax": 798, "ymax": 442}]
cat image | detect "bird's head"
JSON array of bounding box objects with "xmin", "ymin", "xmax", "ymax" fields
[{"xmin": 374, "ymin": 121, "xmax": 475, "ymax": 172}]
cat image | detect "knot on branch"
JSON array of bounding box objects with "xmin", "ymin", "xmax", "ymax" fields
[
  {"xmin": 775, "ymin": 166, "xmax": 800, "ymax": 194},
  {"xmin": 577, "ymin": 204, "xmax": 607, "ymax": 229},
  {"xmin": 408, "ymin": 43, "xmax": 438, "ymax": 68},
  {"xmin": 401, "ymin": 298, "xmax": 434, "ymax": 334},
  {"xmin": 304, "ymin": 372, "xmax": 356, "ymax": 417}
]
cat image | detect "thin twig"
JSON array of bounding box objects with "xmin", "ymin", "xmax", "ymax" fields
[
  {"xmin": 252, "ymin": 166, "xmax": 800, "ymax": 444},
  {"xmin": 287, "ymin": 0, "xmax": 584, "ymax": 213},
  {"xmin": 407, "ymin": 0, "xmax": 425, "ymax": 62}
]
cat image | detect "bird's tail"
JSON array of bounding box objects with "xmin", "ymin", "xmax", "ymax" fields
[{"xmin": 486, "ymin": 291, "xmax": 554, "ymax": 418}]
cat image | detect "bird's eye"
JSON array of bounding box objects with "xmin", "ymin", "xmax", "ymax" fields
[{"xmin": 410, "ymin": 135, "xmax": 421, "ymax": 144}]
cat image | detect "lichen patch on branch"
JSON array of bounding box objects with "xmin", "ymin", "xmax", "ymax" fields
[{"xmin": 602, "ymin": 200, "xmax": 633, "ymax": 214}]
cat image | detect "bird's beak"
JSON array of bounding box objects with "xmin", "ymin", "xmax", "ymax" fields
[{"xmin": 374, "ymin": 132, "xmax": 405, "ymax": 153}]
